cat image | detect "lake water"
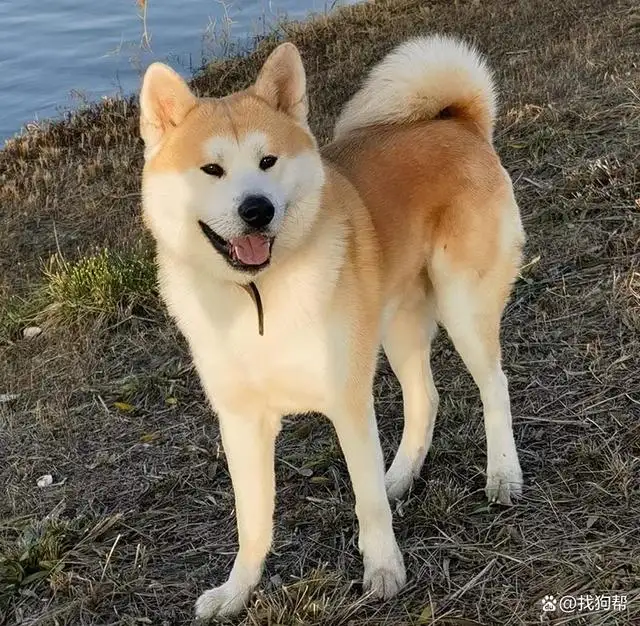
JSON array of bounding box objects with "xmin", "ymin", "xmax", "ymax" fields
[{"xmin": 0, "ymin": 0, "xmax": 354, "ymax": 142}]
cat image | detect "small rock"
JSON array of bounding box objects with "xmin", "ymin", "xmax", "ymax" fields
[
  {"xmin": 23, "ymin": 326, "xmax": 42, "ymax": 340},
  {"xmin": 270, "ymin": 574, "xmax": 283, "ymax": 588},
  {"xmin": 0, "ymin": 393, "xmax": 19, "ymax": 404},
  {"xmin": 37, "ymin": 474, "xmax": 53, "ymax": 488}
]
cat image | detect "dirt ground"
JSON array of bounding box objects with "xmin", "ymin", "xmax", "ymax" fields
[{"xmin": 1, "ymin": 0, "xmax": 639, "ymax": 624}]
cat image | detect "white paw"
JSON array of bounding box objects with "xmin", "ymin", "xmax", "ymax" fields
[
  {"xmin": 385, "ymin": 466, "xmax": 414, "ymax": 501},
  {"xmin": 385, "ymin": 450, "xmax": 425, "ymax": 501},
  {"xmin": 363, "ymin": 543, "xmax": 406, "ymax": 600},
  {"xmin": 485, "ymin": 458, "xmax": 523, "ymax": 505},
  {"xmin": 195, "ymin": 579, "xmax": 253, "ymax": 621}
]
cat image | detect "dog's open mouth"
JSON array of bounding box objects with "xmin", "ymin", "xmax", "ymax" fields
[{"xmin": 198, "ymin": 220, "xmax": 273, "ymax": 271}]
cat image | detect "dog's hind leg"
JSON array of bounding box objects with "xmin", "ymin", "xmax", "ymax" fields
[
  {"xmin": 195, "ymin": 408, "xmax": 280, "ymax": 619},
  {"xmin": 382, "ymin": 285, "xmax": 439, "ymax": 500},
  {"xmin": 430, "ymin": 248, "xmax": 523, "ymax": 505}
]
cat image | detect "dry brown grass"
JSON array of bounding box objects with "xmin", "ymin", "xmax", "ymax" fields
[{"xmin": 1, "ymin": 0, "xmax": 639, "ymax": 624}]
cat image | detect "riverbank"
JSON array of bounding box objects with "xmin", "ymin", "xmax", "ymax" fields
[{"xmin": 1, "ymin": 0, "xmax": 639, "ymax": 623}]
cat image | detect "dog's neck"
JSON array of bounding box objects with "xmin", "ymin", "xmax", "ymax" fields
[{"xmin": 236, "ymin": 219, "xmax": 348, "ymax": 338}]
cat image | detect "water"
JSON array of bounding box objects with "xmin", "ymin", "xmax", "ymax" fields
[{"xmin": 0, "ymin": 0, "xmax": 353, "ymax": 142}]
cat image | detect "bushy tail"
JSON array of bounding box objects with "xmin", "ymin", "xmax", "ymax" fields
[{"xmin": 334, "ymin": 35, "xmax": 497, "ymax": 142}]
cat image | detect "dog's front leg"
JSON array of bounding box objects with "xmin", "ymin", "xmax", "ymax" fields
[
  {"xmin": 329, "ymin": 396, "xmax": 406, "ymax": 599},
  {"xmin": 195, "ymin": 409, "xmax": 280, "ymax": 620}
]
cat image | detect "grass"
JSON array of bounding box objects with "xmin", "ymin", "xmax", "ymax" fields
[
  {"xmin": 1, "ymin": 0, "xmax": 639, "ymax": 624},
  {"xmin": 0, "ymin": 511, "xmax": 123, "ymax": 608},
  {"xmin": 41, "ymin": 246, "xmax": 156, "ymax": 322},
  {"xmin": 1, "ymin": 246, "xmax": 156, "ymax": 343}
]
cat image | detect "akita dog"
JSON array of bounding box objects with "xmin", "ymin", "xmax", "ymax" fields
[{"xmin": 139, "ymin": 35, "xmax": 525, "ymax": 619}]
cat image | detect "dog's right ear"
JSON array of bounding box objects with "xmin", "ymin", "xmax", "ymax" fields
[{"xmin": 139, "ymin": 63, "xmax": 197, "ymax": 152}]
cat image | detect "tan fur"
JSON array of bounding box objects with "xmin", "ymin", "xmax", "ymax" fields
[
  {"xmin": 146, "ymin": 94, "xmax": 315, "ymax": 173},
  {"xmin": 334, "ymin": 35, "xmax": 497, "ymax": 142},
  {"xmin": 323, "ymin": 119, "xmax": 522, "ymax": 293},
  {"xmin": 139, "ymin": 36, "xmax": 525, "ymax": 620}
]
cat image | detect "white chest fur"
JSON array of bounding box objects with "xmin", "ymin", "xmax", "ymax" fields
[{"xmin": 159, "ymin": 259, "xmax": 342, "ymax": 419}]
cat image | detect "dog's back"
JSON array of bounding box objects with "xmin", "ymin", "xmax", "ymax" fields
[{"xmin": 323, "ymin": 35, "xmax": 524, "ymax": 307}]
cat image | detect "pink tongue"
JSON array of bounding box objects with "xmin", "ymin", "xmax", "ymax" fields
[{"xmin": 230, "ymin": 234, "xmax": 271, "ymax": 265}]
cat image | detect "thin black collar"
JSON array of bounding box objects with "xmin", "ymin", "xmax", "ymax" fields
[{"xmin": 241, "ymin": 281, "xmax": 264, "ymax": 336}]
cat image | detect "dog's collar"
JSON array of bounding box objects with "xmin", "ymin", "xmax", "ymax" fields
[{"xmin": 241, "ymin": 281, "xmax": 264, "ymax": 336}]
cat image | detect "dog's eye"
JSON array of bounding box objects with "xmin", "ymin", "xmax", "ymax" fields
[
  {"xmin": 259, "ymin": 155, "xmax": 278, "ymax": 171},
  {"xmin": 201, "ymin": 163, "xmax": 225, "ymax": 177}
]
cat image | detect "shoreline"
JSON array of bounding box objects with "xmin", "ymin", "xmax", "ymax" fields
[{"xmin": 0, "ymin": 0, "xmax": 358, "ymax": 143}]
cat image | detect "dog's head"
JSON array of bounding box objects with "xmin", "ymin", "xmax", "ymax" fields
[{"xmin": 139, "ymin": 43, "xmax": 324, "ymax": 282}]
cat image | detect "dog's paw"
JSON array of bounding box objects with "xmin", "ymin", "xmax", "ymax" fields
[
  {"xmin": 363, "ymin": 544, "xmax": 406, "ymax": 600},
  {"xmin": 194, "ymin": 580, "xmax": 252, "ymax": 621},
  {"xmin": 385, "ymin": 464, "xmax": 414, "ymax": 502},
  {"xmin": 485, "ymin": 461, "xmax": 523, "ymax": 505},
  {"xmin": 385, "ymin": 450, "xmax": 425, "ymax": 501}
]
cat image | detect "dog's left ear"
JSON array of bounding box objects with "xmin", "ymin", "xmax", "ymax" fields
[{"xmin": 253, "ymin": 43, "xmax": 308, "ymax": 126}]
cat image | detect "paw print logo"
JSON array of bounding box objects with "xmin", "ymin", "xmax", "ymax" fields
[{"xmin": 542, "ymin": 595, "xmax": 557, "ymax": 612}]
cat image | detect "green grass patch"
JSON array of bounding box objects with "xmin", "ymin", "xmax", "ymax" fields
[
  {"xmin": 0, "ymin": 517, "xmax": 83, "ymax": 596},
  {"xmin": 0, "ymin": 513, "xmax": 122, "ymax": 610},
  {"xmin": 1, "ymin": 245, "xmax": 157, "ymax": 341},
  {"xmin": 42, "ymin": 246, "xmax": 157, "ymax": 321}
]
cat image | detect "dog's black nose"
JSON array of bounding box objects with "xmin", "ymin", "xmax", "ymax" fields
[{"xmin": 238, "ymin": 195, "xmax": 275, "ymax": 229}]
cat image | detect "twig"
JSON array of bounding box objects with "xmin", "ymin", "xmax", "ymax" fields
[
  {"xmin": 100, "ymin": 533, "xmax": 122, "ymax": 581},
  {"xmin": 448, "ymin": 558, "xmax": 497, "ymax": 601}
]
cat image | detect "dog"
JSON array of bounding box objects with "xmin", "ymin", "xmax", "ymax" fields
[{"xmin": 139, "ymin": 34, "xmax": 525, "ymax": 620}]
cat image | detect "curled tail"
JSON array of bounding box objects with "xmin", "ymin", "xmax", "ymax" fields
[{"xmin": 334, "ymin": 35, "xmax": 497, "ymax": 143}]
